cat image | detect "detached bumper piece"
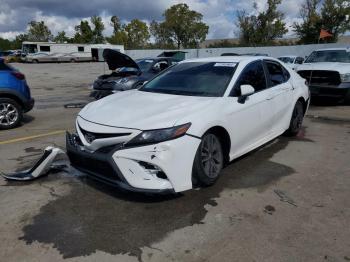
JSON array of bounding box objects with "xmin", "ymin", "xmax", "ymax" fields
[
  {"xmin": 1, "ymin": 147, "xmax": 65, "ymax": 181},
  {"xmin": 66, "ymin": 132, "xmax": 175, "ymax": 194}
]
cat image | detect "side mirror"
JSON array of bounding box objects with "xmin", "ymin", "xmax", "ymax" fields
[{"xmin": 238, "ymin": 85, "xmax": 255, "ymax": 104}]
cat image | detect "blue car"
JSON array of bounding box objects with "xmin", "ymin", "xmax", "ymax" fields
[{"xmin": 0, "ymin": 58, "xmax": 34, "ymax": 129}]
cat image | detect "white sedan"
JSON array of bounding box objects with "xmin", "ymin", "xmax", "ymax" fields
[{"xmin": 66, "ymin": 56, "xmax": 310, "ymax": 193}]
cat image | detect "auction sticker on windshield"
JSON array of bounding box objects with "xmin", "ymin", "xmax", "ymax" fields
[{"xmin": 214, "ymin": 62, "xmax": 237, "ymax": 67}]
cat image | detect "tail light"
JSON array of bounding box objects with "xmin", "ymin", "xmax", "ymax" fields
[{"xmin": 11, "ymin": 71, "xmax": 25, "ymax": 80}]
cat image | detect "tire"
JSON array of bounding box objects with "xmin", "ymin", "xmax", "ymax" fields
[
  {"xmin": 70, "ymin": 58, "xmax": 76, "ymax": 63},
  {"xmin": 192, "ymin": 133, "xmax": 224, "ymax": 186},
  {"xmin": 284, "ymin": 100, "xmax": 304, "ymax": 136},
  {"xmin": 0, "ymin": 98, "xmax": 23, "ymax": 130},
  {"xmin": 32, "ymin": 59, "xmax": 39, "ymax": 64},
  {"xmin": 343, "ymin": 90, "xmax": 350, "ymax": 105}
]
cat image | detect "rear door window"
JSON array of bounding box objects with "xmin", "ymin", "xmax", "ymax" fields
[
  {"xmin": 264, "ymin": 61, "xmax": 289, "ymax": 87},
  {"xmin": 39, "ymin": 46, "xmax": 51, "ymax": 52},
  {"xmin": 232, "ymin": 60, "xmax": 267, "ymax": 96}
]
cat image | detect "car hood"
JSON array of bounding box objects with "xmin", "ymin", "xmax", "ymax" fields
[
  {"xmin": 79, "ymin": 90, "xmax": 216, "ymax": 130},
  {"xmin": 296, "ymin": 62, "xmax": 350, "ymax": 74},
  {"xmin": 103, "ymin": 49, "xmax": 140, "ymax": 71}
]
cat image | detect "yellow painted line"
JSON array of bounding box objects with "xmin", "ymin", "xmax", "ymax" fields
[{"xmin": 0, "ymin": 130, "xmax": 66, "ymax": 145}]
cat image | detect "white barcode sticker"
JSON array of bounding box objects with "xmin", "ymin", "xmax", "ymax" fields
[{"xmin": 214, "ymin": 62, "xmax": 237, "ymax": 67}]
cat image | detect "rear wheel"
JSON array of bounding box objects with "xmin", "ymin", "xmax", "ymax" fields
[
  {"xmin": 192, "ymin": 133, "xmax": 224, "ymax": 186},
  {"xmin": 0, "ymin": 98, "xmax": 23, "ymax": 130},
  {"xmin": 285, "ymin": 100, "xmax": 304, "ymax": 136},
  {"xmin": 32, "ymin": 59, "xmax": 39, "ymax": 64}
]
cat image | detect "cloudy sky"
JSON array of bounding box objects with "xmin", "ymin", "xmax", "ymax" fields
[{"xmin": 0, "ymin": 0, "xmax": 304, "ymax": 40}]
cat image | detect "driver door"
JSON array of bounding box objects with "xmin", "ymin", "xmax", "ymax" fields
[{"xmin": 225, "ymin": 60, "xmax": 275, "ymax": 156}]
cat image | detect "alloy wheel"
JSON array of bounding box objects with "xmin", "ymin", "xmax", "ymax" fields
[
  {"xmin": 0, "ymin": 103, "xmax": 19, "ymax": 126},
  {"xmin": 200, "ymin": 134, "xmax": 223, "ymax": 178}
]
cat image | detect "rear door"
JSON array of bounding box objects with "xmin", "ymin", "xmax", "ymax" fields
[
  {"xmin": 226, "ymin": 60, "xmax": 275, "ymax": 154},
  {"xmin": 263, "ymin": 60, "xmax": 294, "ymax": 133}
]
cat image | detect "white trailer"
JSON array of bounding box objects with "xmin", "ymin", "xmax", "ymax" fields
[{"xmin": 22, "ymin": 42, "xmax": 124, "ymax": 61}]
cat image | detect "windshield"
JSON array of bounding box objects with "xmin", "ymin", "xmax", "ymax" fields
[
  {"xmin": 140, "ymin": 62, "xmax": 237, "ymax": 97},
  {"xmin": 278, "ymin": 57, "xmax": 295, "ymax": 64},
  {"xmin": 305, "ymin": 50, "xmax": 350, "ymax": 63},
  {"xmin": 136, "ymin": 59, "xmax": 155, "ymax": 71}
]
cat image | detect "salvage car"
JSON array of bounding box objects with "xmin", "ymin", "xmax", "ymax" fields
[
  {"xmin": 296, "ymin": 48, "xmax": 350, "ymax": 103},
  {"xmin": 67, "ymin": 56, "xmax": 309, "ymax": 193},
  {"xmin": 90, "ymin": 49, "xmax": 175, "ymax": 99},
  {"xmin": 278, "ymin": 55, "xmax": 304, "ymax": 70},
  {"xmin": 0, "ymin": 58, "xmax": 34, "ymax": 129}
]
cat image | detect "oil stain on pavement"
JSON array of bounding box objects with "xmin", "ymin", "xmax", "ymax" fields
[{"xmin": 20, "ymin": 137, "xmax": 297, "ymax": 260}]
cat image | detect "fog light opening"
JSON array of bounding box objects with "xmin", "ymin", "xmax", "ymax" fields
[{"xmin": 137, "ymin": 161, "xmax": 168, "ymax": 180}]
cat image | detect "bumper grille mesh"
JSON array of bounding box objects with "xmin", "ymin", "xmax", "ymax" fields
[{"xmin": 68, "ymin": 150, "xmax": 121, "ymax": 182}]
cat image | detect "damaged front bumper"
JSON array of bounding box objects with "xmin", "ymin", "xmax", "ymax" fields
[{"xmin": 66, "ymin": 132, "xmax": 201, "ymax": 193}]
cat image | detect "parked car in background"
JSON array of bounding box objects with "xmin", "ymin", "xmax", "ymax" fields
[
  {"xmin": 278, "ymin": 55, "xmax": 304, "ymax": 70},
  {"xmin": 90, "ymin": 49, "xmax": 176, "ymax": 99},
  {"xmin": 241, "ymin": 53, "xmax": 269, "ymax": 56},
  {"xmin": 0, "ymin": 58, "xmax": 34, "ymax": 129},
  {"xmin": 24, "ymin": 52, "xmax": 85, "ymax": 63},
  {"xmin": 296, "ymin": 48, "xmax": 350, "ymax": 103},
  {"xmin": 67, "ymin": 56, "xmax": 309, "ymax": 193}
]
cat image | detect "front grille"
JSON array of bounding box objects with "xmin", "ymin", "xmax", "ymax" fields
[
  {"xmin": 298, "ymin": 70, "xmax": 341, "ymax": 86},
  {"xmin": 309, "ymin": 86, "xmax": 348, "ymax": 97},
  {"xmin": 68, "ymin": 150, "xmax": 121, "ymax": 182},
  {"xmin": 79, "ymin": 125, "xmax": 131, "ymax": 142}
]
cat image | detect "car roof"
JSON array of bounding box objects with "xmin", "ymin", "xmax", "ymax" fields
[
  {"xmin": 182, "ymin": 56, "xmax": 279, "ymax": 64},
  {"xmin": 278, "ymin": 55, "xmax": 297, "ymax": 58},
  {"xmin": 314, "ymin": 48, "xmax": 350, "ymax": 51}
]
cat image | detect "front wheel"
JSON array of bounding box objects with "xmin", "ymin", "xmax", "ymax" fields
[
  {"xmin": 284, "ymin": 100, "xmax": 304, "ymax": 136},
  {"xmin": 192, "ymin": 133, "xmax": 224, "ymax": 186},
  {"xmin": 0, "ymin": 98, "xmax": 23, "ymax": 130}
]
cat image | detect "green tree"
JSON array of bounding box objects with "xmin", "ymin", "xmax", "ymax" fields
[
  {"xmin": 27, "ymin": 21, "xmax": 53, "ymax": 42},
  {"xmin": 293, "ymin": 0, "xmax": 350, "ymax": 44},
  {"xmin": 0, "ymin": 38, "xmax": 12, "ymax": 51},
  {"xmin": 237, "ymin": 0, "xmax": 288, "ymax": 46},
  {"xmin": 124, "ymin": 19, "xmax": 150, "ymax": 49},
  {"xmin": 153, "ymin": 3, "xmax": 209, "ymax": 49},
  {"xmin": 11, "ymin": 34, "xmax": 28, "ymax": 49},
  {"xmin": 106, "ymin": 31, "xmax": 128, "ymax": 46},
  {"xmin": 111, "ymin": 16, "xmax": 122, "ymax": 34},
  {"xmin": 73, "ymin": 20, "xmax": 94, "ymax": 43},
  {"xmin": 149, "ymin": 20, "xmax": 176, "ymax": 49},
  {"xmin": 293, "ymin": 0, "xmax": 322, "ymax": 44},
  {"xmin": 54, "ymin": 31, "xmax": 69, "ymax": 43},
  {"xmin": 320, "ymin": 0, "xmax": 350, "ymax": 42},
  {"xmin": 91, "ymin": 15, "xmax": 105, "ymax": 43}
]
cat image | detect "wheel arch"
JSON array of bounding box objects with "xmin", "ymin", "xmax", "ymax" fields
[
  {"xmin": 203, "ymin": 126, "xmax": 231, "ymax": 164},
  {"xmin": 0, "ymin": 92, "xmax": 24, "ymax": 109}
]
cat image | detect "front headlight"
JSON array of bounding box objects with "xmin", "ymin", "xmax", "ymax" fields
[
  {"xmin": 127, "ymin": 123, "xmax": 191, "ymax": 146},
  {"xmin": 340, "ymin": 73, "xmax": 350, "ymax": 83}
]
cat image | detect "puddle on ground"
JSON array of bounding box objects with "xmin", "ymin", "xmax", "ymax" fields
[{"xmin": 20, "ymin": 136, "xmax": 299, "ymax": 261}]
